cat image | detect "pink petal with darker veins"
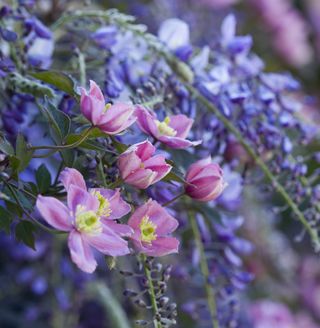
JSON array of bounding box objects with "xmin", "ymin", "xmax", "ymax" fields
[{"xmin": 36, "ymin": 195, "xmax": 72, "ymax": 231}]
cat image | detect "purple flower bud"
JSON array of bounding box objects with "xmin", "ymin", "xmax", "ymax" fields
[{"xmin": 0, "ymin": 28, "xmax": 17, "ymax": 42}]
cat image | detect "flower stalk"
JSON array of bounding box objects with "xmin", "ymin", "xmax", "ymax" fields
[
  {"xmin": 141, "ymin": 254, "xmax": 163, "ymax": 328},
  {"xmin": 189, "ymin": 212, "xmax": 220, "ymax": 328}
]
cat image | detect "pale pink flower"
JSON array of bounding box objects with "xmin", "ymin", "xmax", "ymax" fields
[
  {"xmin": 118, "ymin": 140, "xmax": 172, "ymax": 189},
  {"xmin": 128, "ymin": 200, "xmax": 179, "ymax": 257},
  {"xmin": 36, "ymin": 168, "xmax": 132, "ymax": 273},
  {"xmin": 80, "ymin": 80, "xmax": 136, "ymax": 135},
  {"xmin": 135, "ymin": 106, "xmax": 201, "ymax": 149}
]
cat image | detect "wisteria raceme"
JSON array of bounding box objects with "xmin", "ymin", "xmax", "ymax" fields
[{"xmin": 0, "ymin": 1, "xmax": 320, "ymax": 328}]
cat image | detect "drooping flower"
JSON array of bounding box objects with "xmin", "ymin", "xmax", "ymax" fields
[
  {"xmin": 128, "ymin": 200, "xmax": 179, "ymax": 256},
  {"xmin": 80, "ymin": 80, "xmax": 136, "ymax": 135},
  {"xmin": 135, "ymin": 106, "xmax": 201, "ymax": 149},
  {"xmin": 36, "ymin": 168, "xmax": 132, "ymax": 273},
  {"xmin": 185, "ymin": 157, "xmax": 226, "ymax": 202},
  {"xmin": 118, "ymin": 140, "xmax": 172, "ymax": 189}
]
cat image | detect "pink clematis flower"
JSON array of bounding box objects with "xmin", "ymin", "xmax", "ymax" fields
[
  {"xmin": 80, "ymin": 80, "xmax": 136, "ymax": 135},
  {"xmin": 128, "ymin": 200, "xmax": 179, "ymax": 256},
  {"xmin": 185, "ymin": 157, "xmax": 227, "ymax": 202},
  {"xmin": 118, "ymin": 140, "xmax": 172, "ymax": 189},
  {"xmin": 36, "ymin": 168, "xmax": 132, "ymax": 273},
  {"xmin": 135, "ymin": 106, "xmax": 202, "ymax": 149}
]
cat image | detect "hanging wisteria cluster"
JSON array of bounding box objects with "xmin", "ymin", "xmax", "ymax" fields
[{"xmin": 1, "ymin": 1, "xmax": 320, "ymax": 328}]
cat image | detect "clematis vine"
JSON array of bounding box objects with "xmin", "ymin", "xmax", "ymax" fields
[
  {"xmin": 36, "ymin": 168, "xmax": 132, "ymax": 273},
  {"xmin": 80, "ymin": 80, "xmax": 136, "ymax": 135},
  {"xmin": 135, "ymin": 106, "xmax": 202, "ymax": 149},
  {"xmin": 117, "ymin": 140, "xmax": 172, "ymax": 189},
  {"xmin": 128, "ymin": 200, "xmax": 179, "ymax": 256}
]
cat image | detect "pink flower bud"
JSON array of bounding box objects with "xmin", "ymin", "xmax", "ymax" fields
[
  {"xmin": 118, "ymin": 140, "xmax": 172, "ymax": 189},
  {"xmin": 185, "ymin": 157, "xmax": 226, "ymax": 202},
  {"xmin": 79, "ymin": 80, "xmax": 136, "ymax": 135}
]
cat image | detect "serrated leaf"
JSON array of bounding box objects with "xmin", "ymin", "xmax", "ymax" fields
[
  {"xmin": 15, "ymin": 221, "xmax": 36, "ymax": 250},
  {"xmin": 30, "ymin": 71, "xmax": 78, "ymax": 99},
  {"xmin": 15, "ymin": 134, "xmax": 33, "ymax": 173},
  {"xmin": 0, "ymin": 136, "xmax": 14, "ymax": 155},
  {"xmin": 0, "ymin": 206, "xmax": 13, "ymax": 233},
  {"xmin": 36, "ymin": 164, "xmax": 51, "ymax": 193}
]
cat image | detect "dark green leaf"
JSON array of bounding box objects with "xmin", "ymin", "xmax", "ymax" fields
[
  {"xmin": 38, "ymin": 99, "xmax": 71, "ymax": 142},
  {"xmin": 15, "ymin": 134, "xmax": 34, "ymax": 173},
  {"xmin": 15, "ymin": 221, "xmax": 36, "ymax": 250},
  {"xmin": 36, "ymin": 164, "xmax": 51, "ymax": 193},
  {"xmin": 0, "ymin": 206, "xmax": 13, "ymax": 233},
  {"xmin": 30, "ymin": 71, "xmax": 78, "ymax": 99}
]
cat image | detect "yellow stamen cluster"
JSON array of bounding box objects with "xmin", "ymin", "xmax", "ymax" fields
[
  {"xmin": 75, "ymin": 205, "xmax": 102, "ymax": 235},
  {"xmin": 155, "ymin": 116, "xmax": 177, "ymax": 137},
  {"xmin": 91, "ymin": 191, "xmax": 112, "ymax": 217},
  {"xmin": 139, "ymin": 215, "xmax": 157, "ymax": 244}
]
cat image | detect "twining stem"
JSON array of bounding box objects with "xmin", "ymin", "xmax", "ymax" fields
[
  {"xmin": 141, "ymin": 254, "xmax": 162, "ymax": 328},
  {"xmin": 29, "ymin": 126, "xmax": 94, "ymax": 152},
  {"xmin": 189, "ymin": 213, "xmax": 219, "ymax": 328},
  {"xmin": 162, "ymin": 192, "xmax": 185, "ymax": 207}
]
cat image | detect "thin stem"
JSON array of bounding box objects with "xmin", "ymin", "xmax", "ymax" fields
[
  {"xmin": 77, "ymin": 49, "xmax": 86, "ymax": 87},
  {"xmin": 162, "ymin": 192, "xmax": 185, "ymax": 207},
  {"xmin": 30, "ymin": 126, "xmax": 94, "ymax": 152},
  {"xmin": 141, "ymin": 254, "xmax": 162, "ymax": 328},
  {"xmin": 189, "ymin": 213, "xmax": 219, "ymax": 328}
]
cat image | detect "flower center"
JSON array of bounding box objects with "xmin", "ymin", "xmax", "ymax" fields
[
  {"xmin": 139, "ymin": 215, "xmax": 157, "ymax": 244},
  {"xmin": 91, "ymin": 191, "xmax": 112, "ymax": 217},
  {"xmin": 155, "ymin": 116, "xmax": 177, "ymax": 137},
  {"xmin": 75, "ymin": 205, "xmax": 102, "ymax": 235}
]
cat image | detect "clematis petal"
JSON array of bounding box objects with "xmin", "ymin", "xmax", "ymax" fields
[
  {"xmin": 102, "ymin": 220, "xmax": 133, "ymax": 237},
  {"xmin": 168, "ymin": 114, "xmax": 194, "ymax": 139},
  {"xmin": 59, "ymin": 167, "xmax": 86, "ymax": 191},
  {"xmin": 89, "ymin": 188, "xmax": 131, "ymax": 220},
  {"xmin": 36, "ymin": 195, "xmax": 72, "ymax": 231},
  {"xmin": 158, "ymin": 135, "xmax": 202, "ymax": 149},
  {"xmin": 68, "ymin": 230, "xmax": 97, "ymax": 273},
  {"xmin": 85, "ymin": 225, "xmax": 131, "ymax": 257},
  {"xmin": 68, "ymin": 185, "xmax": 99, "ymax": 214},
  {"xmin": 143, "ymin": 237, "xmax": 179, "ymax": 257}
]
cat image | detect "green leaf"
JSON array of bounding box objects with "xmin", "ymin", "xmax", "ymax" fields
[
  {"xmin": 15, "ymin": 221, "xmax": 36, "ymax": 250},
  {"xmin": 30, "ymin": 71, "xmax": 78, "ymax": 99},
  {"xmin": 15, "ymin": 134, "xmax": 34, "ymax": 173},
  {"xmin": 8, "ymin": 72, "xmax": 54, "ymax": 98},
  {"xmin": 38, "ymin": 99, "xmax": 71, "ymax": 142},
  {"xmin": 36, "ymin": 164, "xmax": 51, "ymax": 193},
  {"xmin": 0, "ymin": 206, "xmax": 13, "ymax": 233},
  {"xmin": 0, "ymin": 136, "xmax": 14, "ymax": 156}
]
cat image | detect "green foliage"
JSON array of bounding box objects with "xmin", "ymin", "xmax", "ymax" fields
[
  {"xmin": 15, "ymin": 134, "xmax": 34, "ymax": 173},
  {"xmin": 0, "ymin": 206, "xmax": 13, "ymax": 233},
  {"xmin": 31, "ymin": 71, "xmax": 79, "ymax": 99},
  {"xmin": 15, "ymin": 221, "xmax": 36, "ymax": 250},
  {"xmin": 36, "ymin": 164, "xmax": 51, "ymax": 194}
]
